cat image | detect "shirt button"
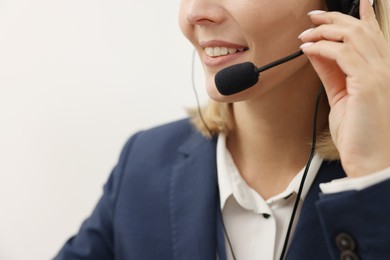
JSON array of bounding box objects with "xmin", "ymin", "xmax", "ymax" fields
[
  {"xmin": 335, "ymin": 233, "xmax": 356, "ymax": 251},
  {"xmin": 262, "ymin": 213, "xmax": 271, "ymax": 219}
]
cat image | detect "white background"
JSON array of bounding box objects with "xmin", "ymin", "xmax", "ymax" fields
[{"xmin": 0, "ymin": 0, "xmax": 207, "ymax": 259}]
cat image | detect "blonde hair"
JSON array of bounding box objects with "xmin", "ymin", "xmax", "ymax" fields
[{"xmin": 190, "ymin": 0, "xmax": 390, "ymax": 160}]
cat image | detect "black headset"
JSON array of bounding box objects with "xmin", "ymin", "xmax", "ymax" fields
[{"xmin": 327, "ymin": 0, "xmax": 360, "ymax": 17}]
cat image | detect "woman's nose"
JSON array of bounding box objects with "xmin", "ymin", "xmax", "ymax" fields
[{"xmin": 185, "ymin": 0, "xmax": 225, "ymax": 26}]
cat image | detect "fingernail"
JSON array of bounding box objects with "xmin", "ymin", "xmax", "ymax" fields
[
  {"xmin": 300, "ymin": 42, "xmax": 314, "ymax": 49},
  {"xmin": 307, "ymin": 10, "xmax": 326, "ymax": 16},
  {"xmin": 298, "ymin": 28, "xmax": 314, "ymax": 39},
  {"xmin": 369, "ymin": 0, "xmax": 374, "ymax": 6}
]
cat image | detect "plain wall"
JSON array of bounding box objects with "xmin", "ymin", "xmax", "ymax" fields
[{"xmin": 0, "ymin": 0, "xmax": 207, "ymax": 259}]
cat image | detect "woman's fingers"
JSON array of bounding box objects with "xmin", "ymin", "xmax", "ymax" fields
[{"xmin": 298, "ymin": 0, "xmax": 390, "ymax": 176}]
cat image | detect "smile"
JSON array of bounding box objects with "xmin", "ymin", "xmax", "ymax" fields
[{"xmin": 205, "ymin": 47, "xmax": 248, "ymax": 57}]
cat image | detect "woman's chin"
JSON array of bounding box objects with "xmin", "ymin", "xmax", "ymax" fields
[
  {"xmin": 206, "ymin": 84, "xmax": 228, "ymax": 102},
  {"xmin": 206, "ymin": 82, "xmax": 258, "ymax": 103}
]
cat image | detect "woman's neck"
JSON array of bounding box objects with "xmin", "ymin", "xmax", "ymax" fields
[{"xmin": 226, "ymin": 70, "xmax": 329, "ymax": 199}]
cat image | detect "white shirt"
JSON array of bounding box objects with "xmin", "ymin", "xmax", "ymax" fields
[{"xmin": 216, "ymin": 133, "xmax": 390, "ymax": 260}]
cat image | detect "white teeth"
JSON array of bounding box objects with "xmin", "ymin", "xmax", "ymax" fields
[
  {"xmin": 214, "ymin": 47, "xmax": 221, "ymax": 56},
  {"xmin": 205, "ymin": 47, "xmax": 245, "ymax": 57},
  {"xmin": 221, "ymin": 47, "xmax": 228, "ymax": 55},
  {"xmin": 205, "ymin": 47, "xmax": 214, "ymax": 56}
]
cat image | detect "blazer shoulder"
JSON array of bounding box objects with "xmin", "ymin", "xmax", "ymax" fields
[
  {"xmin": 137, "ymin": 118, "xmax": 196, "ymax": 140},
  {"xmin": 123, "ymin": 118, "xmax": 211, "ymax": 157}
]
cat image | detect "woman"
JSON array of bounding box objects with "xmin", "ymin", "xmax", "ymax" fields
[{"xmin": 55, "ymin": 0, "xmax": 390, "ymax": 259}]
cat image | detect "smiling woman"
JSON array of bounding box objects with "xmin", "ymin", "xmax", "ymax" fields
[{"xmin": 53, "ymin": 0, "xmax": 390, "ymax": 260}]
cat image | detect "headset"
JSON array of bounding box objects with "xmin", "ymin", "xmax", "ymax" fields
[{"xmin": 327, "ymin": 0, "xmax": 360, "ymax": 18}]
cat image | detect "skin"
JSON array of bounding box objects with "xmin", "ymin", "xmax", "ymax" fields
[{"xmin": 179, "ymin": 0, "xmax": 390, "ymax": 198}]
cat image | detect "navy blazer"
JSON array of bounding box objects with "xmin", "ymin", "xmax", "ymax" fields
[{"xmin": 55, "ymin": 119, "xmax": 390, "ymax": 260}]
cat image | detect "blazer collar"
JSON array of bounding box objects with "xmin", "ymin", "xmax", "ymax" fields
[{"xmin": 170, "ymin": 130, "xmax": 225, "ymax": 260}]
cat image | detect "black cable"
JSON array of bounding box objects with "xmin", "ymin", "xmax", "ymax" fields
[
  {"xmin": 279, "ymin": 3, "xmax": 359, "ymax": 259},
  {"xmin": 220, "ymin": 210, "xmax": 237, "ymax": 260},
  {"xmin": 348, "ymin": 0, "xmax": 360, "ymax": 16},
  {"xmin": 278, "ymin": 86, "xmax": 324, "ymax": 260},
  {"xmin": 192, "ymin": 49, "xmax": 237, "ymax": 258}
]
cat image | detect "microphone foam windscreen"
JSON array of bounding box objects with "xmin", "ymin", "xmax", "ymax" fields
[{"xmin": 215, "ymin": 62, "xmax": 259, "ymax": 95}]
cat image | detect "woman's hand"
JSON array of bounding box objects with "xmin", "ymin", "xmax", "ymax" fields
[{"xmin": 299, "ymin": 0, "xmax": 390, "ymax": 177}]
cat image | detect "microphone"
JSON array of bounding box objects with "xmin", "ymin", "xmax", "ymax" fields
[{"xmin": 215, "ymin": 50, "xmax": 304, "ymax": 95}]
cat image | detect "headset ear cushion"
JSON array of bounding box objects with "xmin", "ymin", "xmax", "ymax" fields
[
  {"xmin": 325, "ymin": 0, "xmax": 359, "ymax": 18},
  {"xmin": 326, "ymin": 0, "xmax": 341, "ymax": 12}
]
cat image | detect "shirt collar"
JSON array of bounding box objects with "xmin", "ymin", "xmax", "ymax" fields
[{"xmin": 217, "ymin": 133, "xmax": 323, "ymax": 212}]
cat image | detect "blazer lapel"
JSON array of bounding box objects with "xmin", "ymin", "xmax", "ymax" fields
[
  {"xmin": 286, "ymin": 160, "xmax": 346, "ymax": 260},
  {"xmin": 170, "ymin": 131, "xmax": 224, "ymax": 260}
]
